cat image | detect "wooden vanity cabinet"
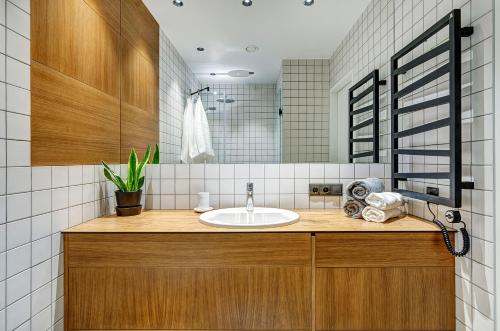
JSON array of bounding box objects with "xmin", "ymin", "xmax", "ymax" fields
[
  {"xmin": 65, "ymin": 230, "xmax": 455, "ymax": 331},
  {"xmin": 314, "ymin": 233, "xmax": 456, "ymax": 331},
  {"xmin": 65, "ymin": 233, "xmax": 313, "ymax": 331}
]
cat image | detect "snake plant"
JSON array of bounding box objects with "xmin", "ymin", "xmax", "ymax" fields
[
  {"xmin": 151, "ymin": 144, "xmax": 160, "ymax": 164},
  {"xmin": 102, "ymin": 145, "xmax": 151, "ymax": 192}
]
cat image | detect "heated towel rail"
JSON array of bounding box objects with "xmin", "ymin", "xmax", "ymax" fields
[{"xmin": 390, "ymin": 9, "xmax": 474, "ymax": 208}]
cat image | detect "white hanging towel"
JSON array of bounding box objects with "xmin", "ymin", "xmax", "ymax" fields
[
  {"xmin": 181, "ymin": 97, "xmax": 195, "ymax": 163},
  {"xmin": 191, "ymin": 97, "xmax": 215, "ymax": 162}
]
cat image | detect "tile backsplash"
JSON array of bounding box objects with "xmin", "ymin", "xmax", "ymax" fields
[{"xmin": 143, "ymin": 163, "xmax": 391, "ymax": 210}]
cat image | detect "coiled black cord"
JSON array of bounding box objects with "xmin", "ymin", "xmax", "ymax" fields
[{"xmin": 426, "ymin": 202, "xmax": 470, "ymax": 257}]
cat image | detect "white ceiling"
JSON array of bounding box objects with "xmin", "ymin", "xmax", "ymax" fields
[{"xmin": 144, "ymin": 0, "xmax": 370, "ymax": 84}]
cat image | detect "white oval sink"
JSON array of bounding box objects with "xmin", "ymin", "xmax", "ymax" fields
[{"xmin": 199, "ymin": 207, "xmax": 300, "ymax": 228}]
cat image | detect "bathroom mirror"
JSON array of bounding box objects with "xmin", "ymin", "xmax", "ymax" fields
[{"xmin": 149, "ymin": 0, "xmax": 385, "ymax": 164}]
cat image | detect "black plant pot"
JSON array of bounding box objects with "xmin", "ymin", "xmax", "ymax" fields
[{"xmin": 115, "ymin": 190, "xmax": 142, "ymax": 216}]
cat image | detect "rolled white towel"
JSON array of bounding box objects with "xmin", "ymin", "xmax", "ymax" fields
[
  {"xmin": 365, "ymin": 192, "xmax": 404, "ymax": 210},
  {"xmin": 362, "ymin": 206, "xmax": 402, "ymax": 223}
]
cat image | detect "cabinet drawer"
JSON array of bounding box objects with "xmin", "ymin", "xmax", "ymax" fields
[
  {"xmin": 65, "ymin": 233, "xmax": 312, "ymax": 267},
  {"xmin": 315, "ymin": 232, "xmax": 454, "ymax": 267}
]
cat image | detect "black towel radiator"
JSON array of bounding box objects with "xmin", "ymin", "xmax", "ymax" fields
[
  {"xmin": 390, "ymin": 9, "xmax": 474, "ymax": 208},
  {"xmin": 348, "ymin": 70, "xmax": 386, "ymax": 163}
]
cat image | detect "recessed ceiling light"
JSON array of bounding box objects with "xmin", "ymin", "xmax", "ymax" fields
[
  {"xmin": 172, "ymin": 0, "xmax": 183, "ymax": 7},
  {"xmin": 242, "ymin": 0, "xmax": 252, "ymax": 6},
  {"xmin": 245, "ymin": 45, "xmax": 259, "ymax": 53},
  {"xmin": 304, "ymin": 0, "xmax": 314, "ymax": 6},
  {"xmin": 196, "ymin": 47, "xmax": 205, "ymax": 52}
]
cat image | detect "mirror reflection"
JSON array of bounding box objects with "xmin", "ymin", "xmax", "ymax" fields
[{"xmin": 150, "ymin": 0, "xmax": 377, "ymax": 164}]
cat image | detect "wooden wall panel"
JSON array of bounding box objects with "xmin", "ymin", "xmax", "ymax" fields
[
  {"xmin": 121, "ymin": 0, "xmax": 159, "ymax": 63},
  {"xmin": 83, "ymin": 0, "xmax": 121, "ymax": 32},
  {"xmin": 31, "ymin": 0, "xmax": 159, "ymax": 165},
  {"xmin": 31, "ymin": 62, "xmax": 120, "ymax": 165},
  {"xmin": 120, "ymin": 12, "xmax": 159, "ymax": 162},
  {"xmin": 31, "ymin": 0, "xmax": 120, "ymax": 97}
]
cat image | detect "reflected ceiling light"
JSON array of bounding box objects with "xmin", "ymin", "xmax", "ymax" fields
[
  {"xmin": 205, "ymin": 70, "xmax": 254, "ymax": 77},
  {"xmin": 245, "ymin": 45, "xmax": 259, "ymax": 53},
  {"xmin": 242, "ymin": 0, "xmax": 252, "ymax": 6},
  {"xmin": 304, "ymin": 0, "xmax": 314, "ymax": 6},
  {"xmin": 227, "ymin": 70, "xmax": 253, "ymax": 77},
  {"xmin": 172, "ymin": 0, "xmax": 183, "ymax": 7}
]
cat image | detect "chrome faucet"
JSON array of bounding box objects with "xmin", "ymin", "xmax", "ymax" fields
[{"xmin": 246, "ymin": 182, "xmax": 254, "ymax": 212}]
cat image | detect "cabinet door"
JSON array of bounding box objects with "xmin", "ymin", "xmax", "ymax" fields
[
  {"xmin": 315, "ymin": 267, "xmax": 455, "ymax": 330},
  {"xmin": 315, "ymin": 233, "xmax": 455, "ymax": 331},
  {"xmin": 66, "ymin": 233, "xmax": 312, "ymax": 330}
]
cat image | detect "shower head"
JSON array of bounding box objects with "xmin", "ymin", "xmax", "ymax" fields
[{"xmin": 216, "ymin": 98, "xmax": 235, "ymax": 104}]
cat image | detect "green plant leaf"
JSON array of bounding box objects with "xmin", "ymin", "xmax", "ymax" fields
[
  {"xmin": 102, "ymin": 161, "xmax": 127, "ymax": 191},
  {"xmin": 137, "ymin": 176, "xmax": 145, "ymax": 190},
  {"xmin": 151, "ymin": 144, "xmax": 160, "ymax": 164},
  {"xmin": 128, "ymin": 147, "xmax": 138, "ymax": 191},
  {"xmin": 136, "ymin": 145, "xmax": 151, "ymax": 190}
]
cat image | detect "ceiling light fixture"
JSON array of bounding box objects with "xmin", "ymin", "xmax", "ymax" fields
[
  {"xmin": 304, "ymin": 0, "xmax": 314, "ymax": 6},
  {"xmin": 245, "ymin": 45, "xmax": 259, "ymax": 53},
  {"xmin": 196, "ymin": 47, "xmax": 205, "ymax": 51},
  {"xmin": 242, "ymin": 0, "xmax": 252, "ymax": 7},
  {"xmin": 172, "ymin": 0, "xmax": 183, "ymax": 7}
]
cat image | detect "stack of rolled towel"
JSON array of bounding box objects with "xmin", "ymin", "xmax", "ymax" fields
[
  {"xmin": 362, "ymin": 192, "xmax": 404, "ymax": 223},
  {"xmin": 343, "ymin": 178, "xmax": 405, "ymax": 222},
  {"xmin": 343, "ymin": 178, "xmax": 385, "ymax": 219}
]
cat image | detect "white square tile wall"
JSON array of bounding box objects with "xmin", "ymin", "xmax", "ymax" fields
[
  {"xmin": 144, "ymin": 163, "xmax": 391, "ymax": 211},
  {"xmin": 0, "ymin": 1, "xmax": 494, "ymax": 330},
  {"xmin": 330, "ymin": 1, "xmax": 495, "ymax": 330},
  {"xmin": 159, "ymin": 31, "xmax": 201, "ymax": 164},
  {"xmin": 281, "ymin": 59, "xmax": 330, "ymax": 163},
  {"xmin": 201, "ymin": 84, "xmax": 281, "ymax": 163},
  {"xmin": 0, "ymin": 2, "xmax": 117, "ymax": 329}
]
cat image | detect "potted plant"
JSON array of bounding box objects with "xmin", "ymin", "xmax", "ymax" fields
[{"xmin": 102, "ymin": 145, "xmax": 151, "ymax": 216}]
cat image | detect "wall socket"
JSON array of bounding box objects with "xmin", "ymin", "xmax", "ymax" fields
[
  {"xmin": 309, "ymin": 183, "xmax": 343, "ymax": 196},
  {"xmin": 426, "ymin": 186, "xmax": 439, "ymax": 196}
]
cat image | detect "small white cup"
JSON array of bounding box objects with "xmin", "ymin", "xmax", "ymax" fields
[{"xmin": 196, "ymin": 192, "xmax": 210, "ymax": 210}]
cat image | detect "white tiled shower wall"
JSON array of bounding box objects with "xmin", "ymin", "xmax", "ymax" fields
[
  {"xmin": 330, "ymin": 1, "xmax": 495, "ymax": 330},
  {"xmin": 0, "ymin": 1, "xmax": 117, "ymax": 330},
  {"xmin": 144, "ymin": 163, "xmax": 390, "ymax": 210},
  {"xmin": 201, "ymin": 84, "xmax": 280, "ymax": 163},
  {"xmin": 281, "ymin": 59, "xmax": 330, "ymax": 162},
  {"xmin": 159, "ymin": 31, "xmax": 201, "ymax": 164}
]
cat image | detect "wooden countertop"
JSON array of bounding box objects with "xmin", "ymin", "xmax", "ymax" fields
[{"xmin": 63, "ymin": 209, "xmax": 445, "ymax": 233}]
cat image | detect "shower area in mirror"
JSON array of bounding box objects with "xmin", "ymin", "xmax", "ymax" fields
[{"xmin": 199, "ymin": 84, "xmax": 281, "ymax": 163}]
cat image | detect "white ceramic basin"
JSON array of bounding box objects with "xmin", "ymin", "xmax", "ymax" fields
[{"xmin": 199, "ymin": 207, "xmax": 300, "ymax": 228}]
